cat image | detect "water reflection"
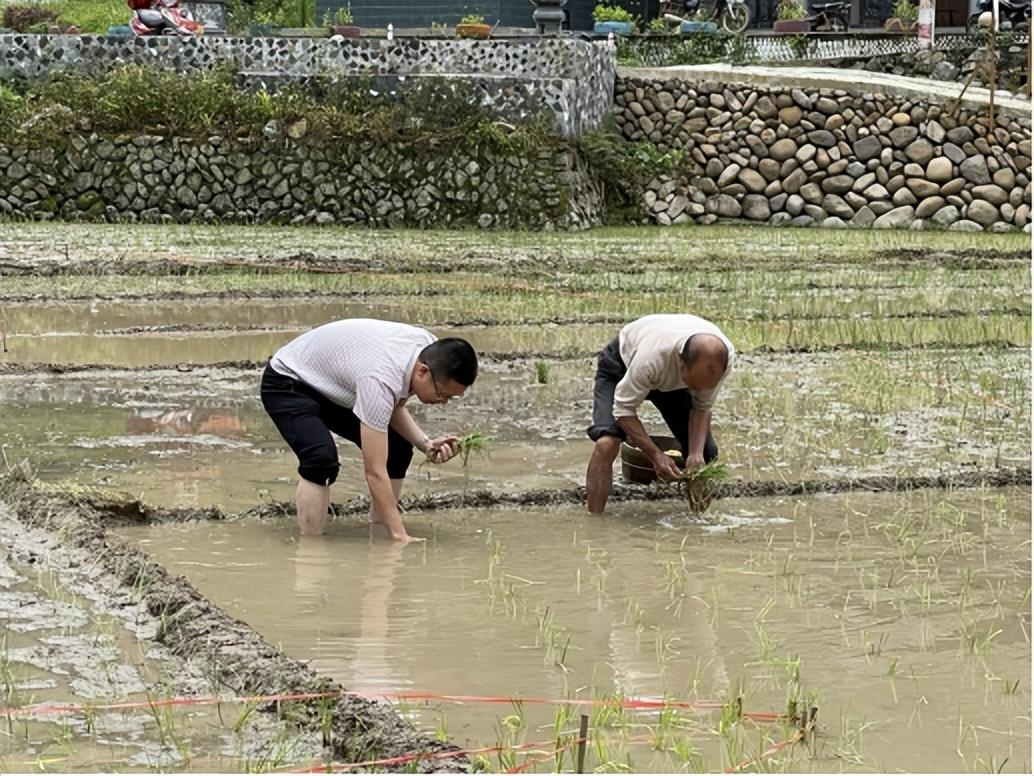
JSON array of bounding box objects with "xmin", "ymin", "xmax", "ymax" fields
[{"xmin": 126, "ymin": 408, "xmax": 247, "ymax": 437}]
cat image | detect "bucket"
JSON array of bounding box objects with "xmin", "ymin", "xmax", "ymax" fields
[{"xmin": 620, "ymin": 435, "xmax": 684, "ymax": 484}]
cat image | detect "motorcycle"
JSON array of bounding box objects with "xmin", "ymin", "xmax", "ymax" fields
[
  {"xmin": 660, "ymin": 0, "xmax": 751, "ymax": 35},
  {"xmin": 128, "ymin": 0, "xmax": 204, "ymax": 36},
  {"xmin": 967, "ymin": 0, "xmax": 1031, "ymax": 32},
  {"xmin": 809, "ymin": 1, "xmax": 851, "ymax": 31}
]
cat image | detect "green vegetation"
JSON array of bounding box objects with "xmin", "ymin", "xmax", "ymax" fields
[
  {"xmin": 776, "ymin": 0, "xmax": 807, "ymax": 20},
  {"xmin": 592, "ymin": 4, "xmax": 635, "ymax": 23}
]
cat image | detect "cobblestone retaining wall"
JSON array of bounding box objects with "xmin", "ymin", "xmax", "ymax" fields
[
  {"xmin": 616, "ymin": 76, "xmax": 1031, "ymax": 231},
  {"xmin": 0, "ymin": 136, "xmax": 605, "ymax": 230},
  {"xmin": 0, "ymin": 34, "xmax": 615, "ymax": 138}
]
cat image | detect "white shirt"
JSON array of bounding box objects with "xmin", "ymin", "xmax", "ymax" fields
[
  {"xmin": 269, "ymin": 319, "xmax": 436, "ymax": 432},
  {"xmin": 614, "ymin": 314, "xmax": 735, "ymax": 418}
]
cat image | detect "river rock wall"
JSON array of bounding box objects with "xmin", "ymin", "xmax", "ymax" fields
[
  {"xmin": 0, "ymin": 136, "xmax": 605, "ymax": 230},
  {"xmin": 616, "ymin": 76, "xmax": 1031, "ymax": 231}
]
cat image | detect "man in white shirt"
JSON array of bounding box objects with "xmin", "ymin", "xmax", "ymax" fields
[
  {"xmin": 261, "ymin": 318, "xmax": 478, "ymax": 543},
  {"xmin": 585, "ymin": 314, "xmax": 735, "ymax": 513}
]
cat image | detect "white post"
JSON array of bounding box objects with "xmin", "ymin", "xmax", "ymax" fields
[
  {"xmin": 917, "ymin": 0, "xmax": 934, "ymax": 49},
  {"xmin": 387, "ymin": 22, "xmax": 394, "ymax": 40}
]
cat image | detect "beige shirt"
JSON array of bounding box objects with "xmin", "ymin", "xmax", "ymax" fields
[{"xmin": 614, "ymin": 314, "xmax": 735, "ymax": 418}]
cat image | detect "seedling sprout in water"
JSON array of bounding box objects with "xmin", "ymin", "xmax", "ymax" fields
[{"xmin": 679, "ymin": 461, "xmax": 728, "ymax": 512}]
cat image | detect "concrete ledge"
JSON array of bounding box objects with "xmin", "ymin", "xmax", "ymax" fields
[{"xmin": 621, "ymin": 63, "xmax": 1031, "ymax": 119}]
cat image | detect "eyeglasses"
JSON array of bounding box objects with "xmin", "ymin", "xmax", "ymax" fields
[{"xmin": 426, "ymin": 364, "xmax": 449, "ymax": 403}]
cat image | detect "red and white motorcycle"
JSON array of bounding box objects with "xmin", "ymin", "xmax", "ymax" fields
[{"xmin": 128, "ymin": 0, "xmax": 204, "ymax": 36}]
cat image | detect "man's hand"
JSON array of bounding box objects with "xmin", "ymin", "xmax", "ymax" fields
[
  {"xmin": 651, "ymin": 451, "xmax": 682, "ymax": 481},
  {"xmin": 684, "ymin": 453, "xmax": 705, "ymax": 472},
  {"xmin": 424, "ymin": 435, "xmax": 460, "ymax": 464}
]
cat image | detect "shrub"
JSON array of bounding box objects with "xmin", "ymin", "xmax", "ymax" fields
[
  {"xmin": 592, "ymin": 4, "xmax": 633, "ymax": 23},
  {"xmin": 321, "ymin": 3, "xmax": 353, "ymax": 26},
  {"xmin": 460, "ymin": 13, "xmax": 485, "ymax": 25},
  {"xmin": 776, "ymin": 0, "xmax": 807, "ymax": 21},
  {"xmin": 892, "ymin": 0, "xmax": 917, "ymax": 21},
  {"xmin": 3, "ymin": 4, "xmax": 60, "ymax": 32},
  {"xmin": 50, "ymin": 0, "xmax": 127, "ymax": 33}
]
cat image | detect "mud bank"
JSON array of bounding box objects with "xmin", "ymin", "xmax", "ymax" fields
[
  {"xmin": 0, "ymin": 248, "xmax": 1029, "ymax": 279},
  {"xmin": 43, "ymin": 466, "xmax": 1028, "ymax": 526},
  {"xmin": 0, "ymin": 475, "xmax": 469, "ymax": 772}
]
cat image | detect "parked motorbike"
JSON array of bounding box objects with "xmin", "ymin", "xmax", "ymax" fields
[
  {"xmin": 660, "ymin": 0, "xmax": 751, "ymax": 34},
  {"xmin": 967, "ymin": 0, "xmax": 1031, "ymax": 32},
  {"xmin": 809, "ymin": 1, "xmax": 851, "ymax": 31},
  {"xmin": 128, "ymin": 0, "xmax": 204, "ymax": 36}
]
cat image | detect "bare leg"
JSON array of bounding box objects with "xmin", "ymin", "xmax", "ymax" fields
[
  {"xmin": 296, "ymin": 479, "xmax": 331, "ymax": 536},
  {"xmin": 586, "ymin": 437, "xmax": 622, "ymax": 514}
]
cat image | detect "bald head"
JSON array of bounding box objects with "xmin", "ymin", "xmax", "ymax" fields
[{"xmin": 679, "ymin": 333, "xmax": 728, "ymax": 389}]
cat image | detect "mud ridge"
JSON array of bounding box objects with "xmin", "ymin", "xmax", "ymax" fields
[
  {"xmin": 1, "ymin": 248, "xmax": 1027, "ymax": 279},
  {"xmin": 84, "ymin": 307, "xmax": 1030, "ymax": 336},
  {"xmin": 0, "ymin": 288, "xmax": 447, "ymax": 304},
  {"xmin": 0, "ymin": 475, "xmax": 469, "ymax": 773}
]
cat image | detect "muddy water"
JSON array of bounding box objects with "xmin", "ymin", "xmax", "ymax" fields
[
  {"xmin": 116, "ymin": 487, "xmax": 1031, "ymax": 772},
  {"xmin": 0, "ymin": 507, "xmax": 322, "ymax": 772},
  {"xmin": 0, "ymin": 350, "xmax": 1028, "ymax": 511}
]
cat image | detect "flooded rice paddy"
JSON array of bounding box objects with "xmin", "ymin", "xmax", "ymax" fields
[{"xmin": 0, "ymin": 223, "xmax": 1030, "ymax": 772}]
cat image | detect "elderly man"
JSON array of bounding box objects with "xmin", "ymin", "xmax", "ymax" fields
[
  {"xmin": 261, "ymin": 318, "xmax": 478, "ymax": 543},
  {"xmin": 585, "ymin": 314, "xmax": 735, "ymax": 513}
]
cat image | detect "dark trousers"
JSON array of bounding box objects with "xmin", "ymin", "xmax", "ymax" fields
[
  {"xmin": 260, "ymin": 365, "xmax": 414, "ymax": 485},
  {"xmin": 586, "ymin": 337, "xmax": 718, "ymax": 461}
]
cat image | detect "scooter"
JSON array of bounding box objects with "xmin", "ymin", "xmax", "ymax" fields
[
  {"xmin": 809, "ymin": 0, "xmax": 851, "ymax": 31},
  {"xmin": 967, "ymin": 0, "xmax": 1031, "ymax": 32},
  {"xmin": 660, "ymin": 0, "xmax": 751, "ymax": 34},
  {"xmin": 128, "ymin": 0, "xmax": 204, "ymax": 36}
]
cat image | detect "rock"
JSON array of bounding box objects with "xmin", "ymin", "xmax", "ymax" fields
[
  {"xmin": 808, "ymin": 130, "xmax": 837, "ymax": 148},
  {"xmin": 800, "ymin": 182, "xmax": 823, "ymax": 204},
  {"xmin": 904, "ymin": 138, "xmax": 934, "ymax": 165},
  {"xmin": 822, "ymin": 193, "xmax": 854, "ymax": 219},
  {"xmin": 905, "ymin": 178, "xmax": 940, "ymax": 198},
  {"xmin": 891, "ymin": 111, "xmax": 910, "ymax": 126},
  {"xmin": 783, "ymin": 167, "xmax": 807, "ymax": 194},
  {"xmin": 992, "ymin": 168, "xmax": 1015, "ymax": 189},
  {"xmin": 850, "ymin": 206, "xmax": 876, "ymax": 227},
  {"xmin": 989, "ymin": 222, "xmax": 1015, "ymax": 233},
  {"xmin": 931, "ymin": 61, "xmax": 958, "ymax": 81},
  {"xmin": 890, "ymin": 126, "xmax": 919, "ymax": 148},
  {"xmin": 705, "ymin": 194, "xmax": 741, "ymax": 217},
  {"xmin": 863, "ymin": 183, "xmax": 890, "ymax": 200},
  {"xmin": 926, "ymin": 157, "xmax": 953, "ymax": 183},
  {"xmin": 785, "ymin": 194, "xmax": 805, "ymax": 215},
  {"xmin": 909, "ymin": 219, "xmax": 926, "ymax": 230},
  {"xmin": 742, "ymin": 194, "xmax": 771, "ymax": 221},
  {"xmin": 853, "ymin": 136, "xmax": 883, "ymax": 162},
  {"xmin": 803, "ymin": 204, "xmax": 827, "ymax": 220},
  {"xmin": 924, "ymin": 120, "xmax": 946, "ymax": 144},
  {"xmin": 657, "ymin": 92, "xmax": 676, "ymax": 111},
  {"xmin": 870, "ymin": 201, "xmax": 895, "ymax": 216},
  {"xmin": 778, "ymin": 106, "xmax": 803, "ymax": 126},
  {"xmin": 738, "ymin": 168, "xmax": 767, "ymax": 193},
  {"xmin": 705, "ymin": 159, "xmax": 724, "ymax": 179},
  {"xmin": 769, "ymin": 192, "xmax": 788, "ymax": 211},
  {"xmin": 960, "ymin": 156, "xmax": 991, "ymax": 184},
  {"xmin": 892, "ymin": 187, "xmax": 918, "ymax": 206},
  {"xmin": 790, "ymin": 214, "xmax": 815, "ymax": 227},
  {"xmin": 915, "ymin": 196, "xmax": 946, "ymax": 218},
  {"xmin": 971, "ymin": 184, "xmax": 1009, "ymax": 206},
  {"xmin": 967, "ymin": 199, "xmax": 999, "ymax": 227},
  {"xmin": 668, "ymin": 195, "xmax": 690, "ymax": 219},
  {"xmin": 946, "ymin": 126, "xmax": 974, "ymax": 144},
  {"xmin": 717, "ymin": 164, "xmax": 741, "ymax": 187},
  {"xmin": 821, "ymin": 175, "xmax": 855, "ymax": 195},
  {"xmin": 821, "ymin": 216, "xmax": 847, "ymax": 228},
  {"xmin": 853, "ymin": 172, "xmax": 877, "ymax": 191},
  {"xmin": 769, "ymin": 212, "xmax": 793, "ymax": 226},
  {"xmin": 942, "ymin": 142, "xmax": 965, "ymax": 164},
  {"xmin": 948, "ymin": 219, "xmax": 983, "ymax": 231},
  {"xmin": 754, "ymin": 96, "xmax": 778, "ymax": 119},
  {"xmin": 930, "ymin": 204, "xmax": 960, "ymax": 227},
  {"xmin": 759, "ymin": 158, "xmax": 782, "ymax": 181},
  {"xmin": 940, "ymin": 177, "xmax": 966, "ymax": 196},
  {"xmin": 795, "ymin": 144, "xmax": 817, "ymax": 163},
  {"xmin": 770, "ymin": 138, "xmax": 798, "ymax": 161},
  {"xmin": 1014, "ymin": 204, "xmax": 1030, "ymax": 227},
  {"xmin": 873, "ymin": 205, "xmax": 915, "ymax": 229}
]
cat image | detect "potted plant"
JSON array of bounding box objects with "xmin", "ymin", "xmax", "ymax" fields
[
  {"xmin": 456, "ymin": 13, "xmax": 491, "ymax": 39},
  {"xmin": 773, "ymin": 0, "xmax": 809, "ymax": 32},
  {"xmin": 680, "ymin": 9, "xmax": 718, "ymax": 33},
  {"xmin": 884, "ymin": 0, "xmax": 918, "ymax": 31},
  {"xmin": 324, "ymin": 4, "xmax": 360, "ymax": 37},
  {"xmin": 593, "ymin": 4, "xmax": 635, "ymax": 36}
]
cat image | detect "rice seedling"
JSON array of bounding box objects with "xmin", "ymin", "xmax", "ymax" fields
[
  {"xmin": 456, "ymin": 430, "xmax": 489, "ymax": 468},
  {"xmin": 679, "ymin": 461, "xmax": 728, "ymax": 512},
  {"xmin": 532, "ymin": 361, "xmax": 550, "ymax": 384}
]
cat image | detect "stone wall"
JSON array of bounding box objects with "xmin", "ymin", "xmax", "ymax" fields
[
  {"xmin": 615, "ymin": 77, "xmax": 1031, "ymax": 231},
  {"xmin": 0, "ymin": 34, "xmax": 615, "ymax": 138},
  {"xmin": 0, "ymin": 135, "xmax": 605, "ymax": 230}
]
